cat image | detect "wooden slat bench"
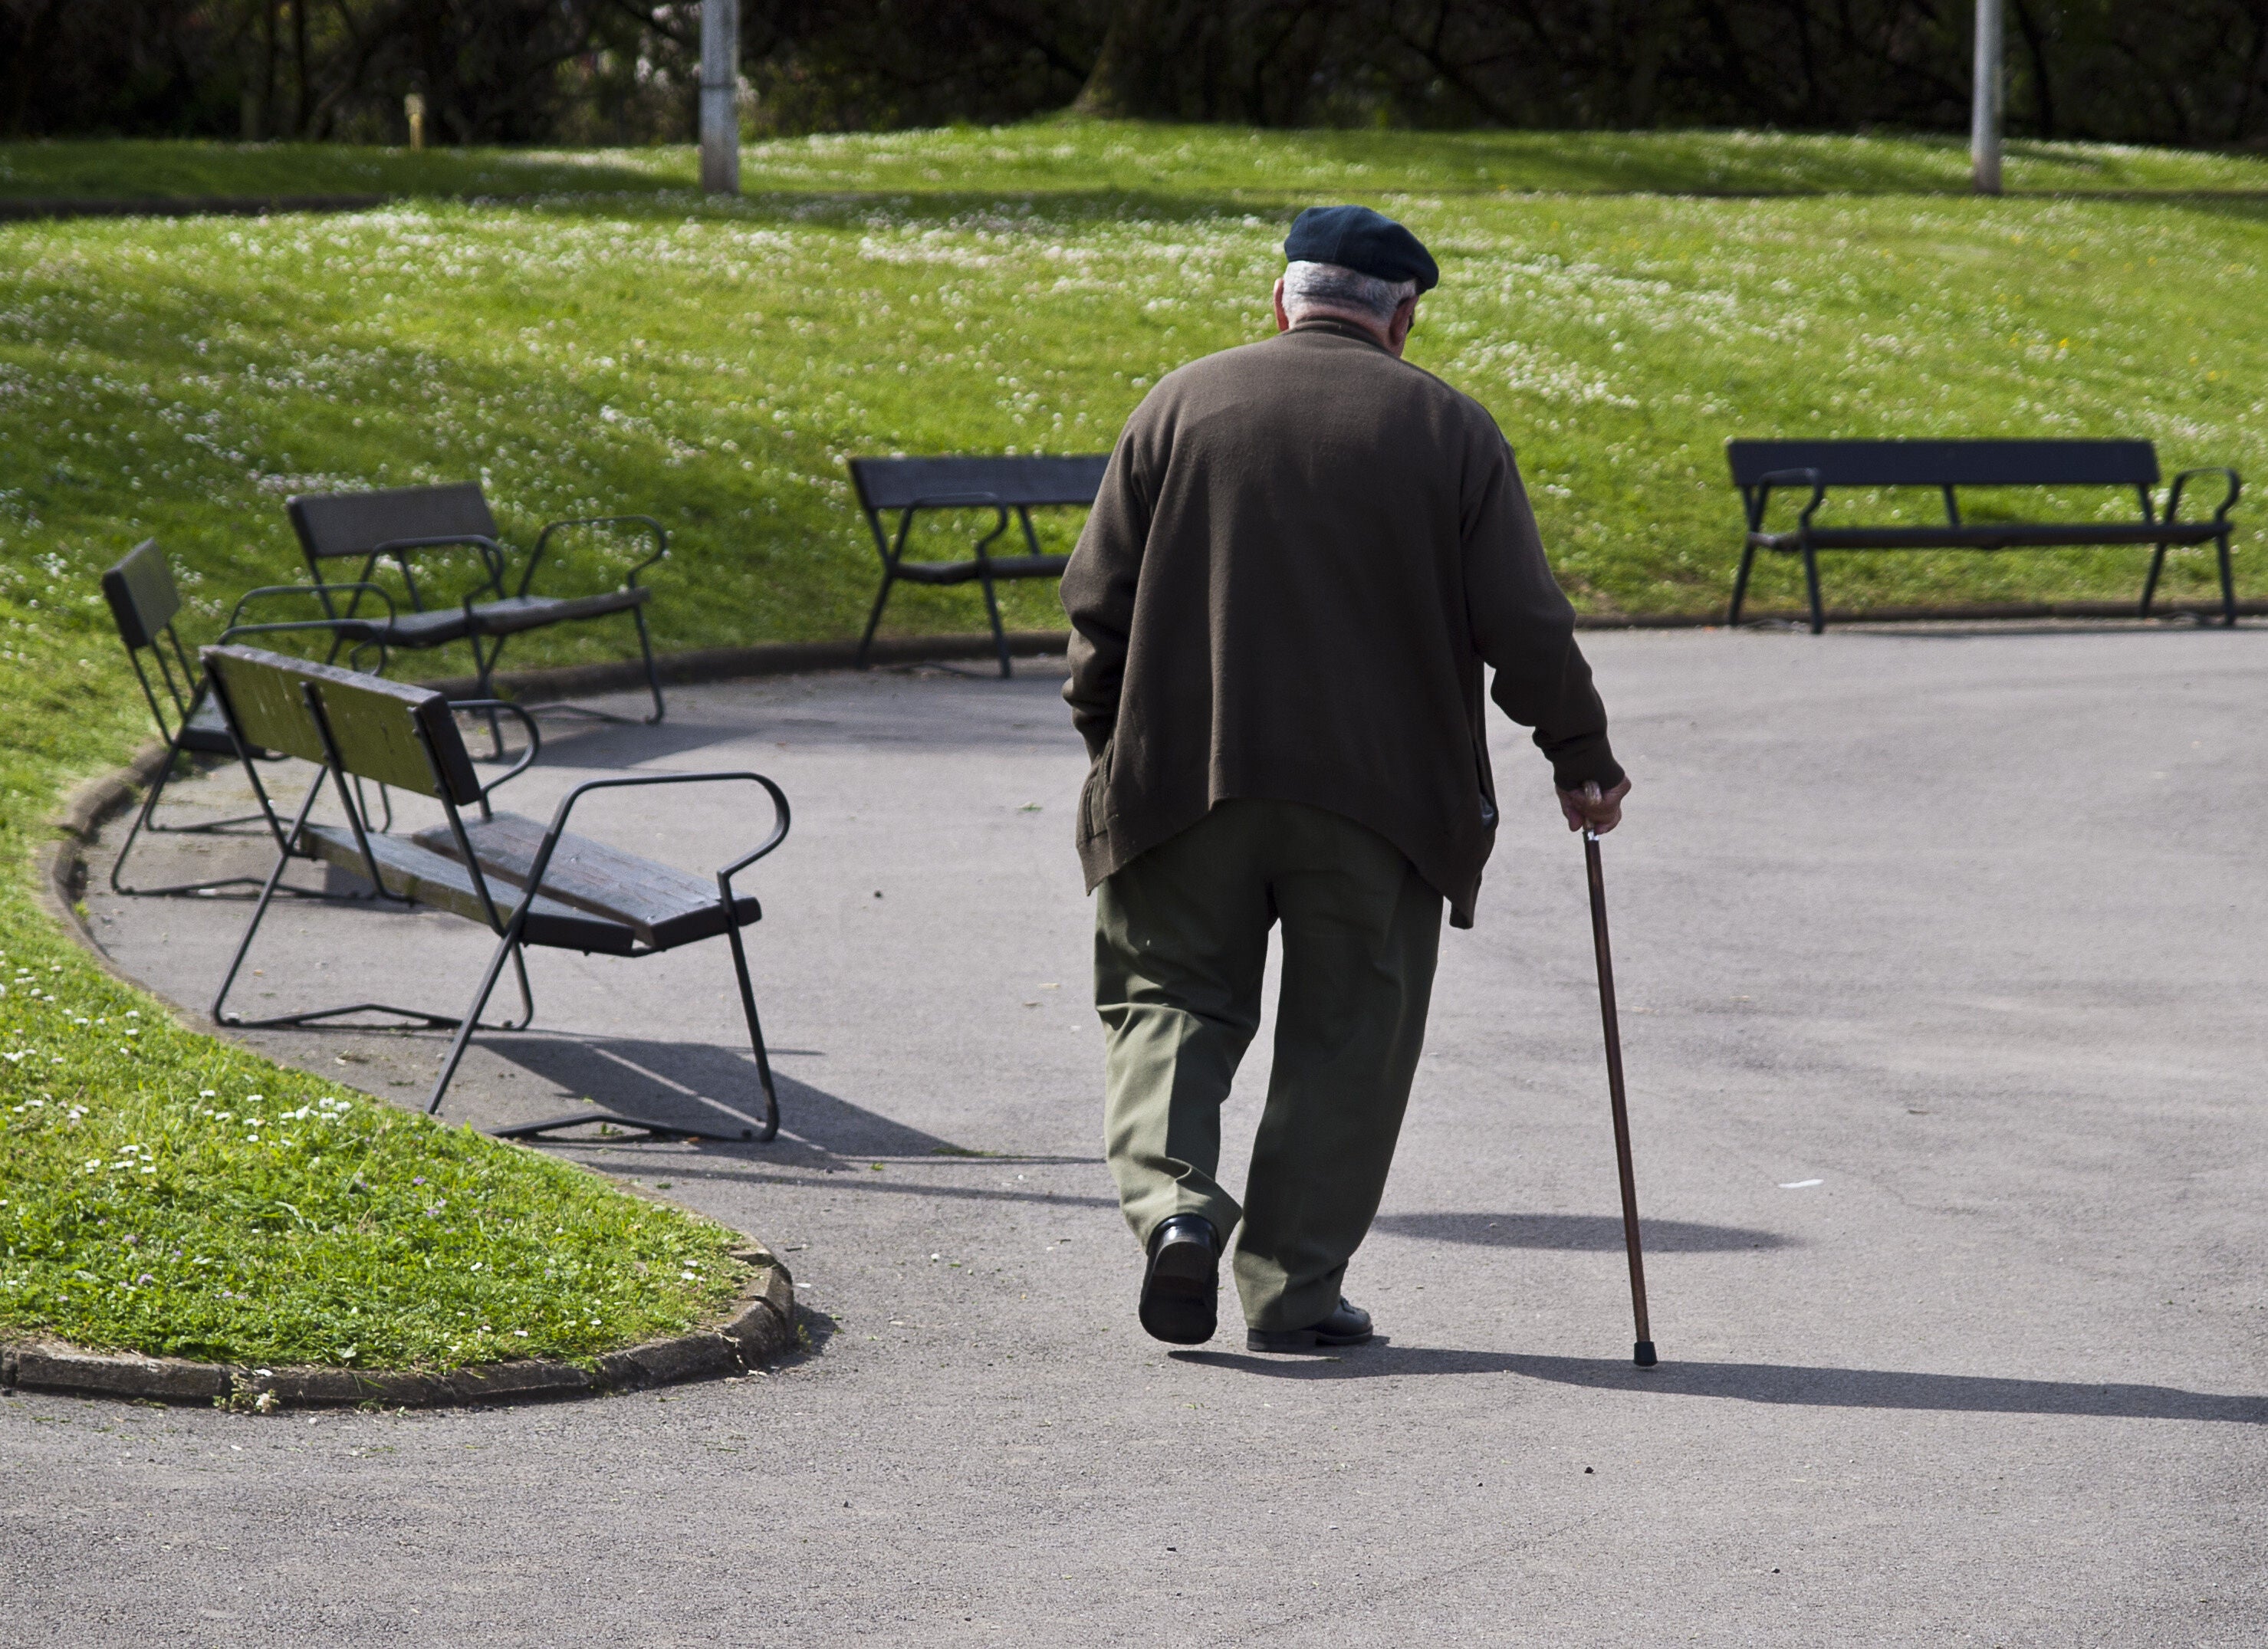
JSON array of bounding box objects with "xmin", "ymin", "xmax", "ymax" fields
[
  {"xmin": 201, "ymin": 644, "xmax": 791, "ymax": 1142},
  {"xmin": 1727, "ymin": 439, "xmax": 2242, "ymax": 633},
  {"xmin": 847, "ymin": 454, "xmax": 1109, "ymax": 677}
]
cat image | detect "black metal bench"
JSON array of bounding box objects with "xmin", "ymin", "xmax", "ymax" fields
[
  {"xmin": 286, "ymin": 481, "xmax": 669, "ymax": 723},
  {"xmin": 202, "ymin": 644, "xmax": 791, "ymax": 1142},
  {"xmin": 100, "ymin": 537, "xmax": 399, "ymax": 898},
  {"xmin": 848, "ymin": 454, "xmax": 1109, "ymax": 677},
  {"xmin": 1727, "ymin": 439, "xmax": 2242, "ymax": 633}
]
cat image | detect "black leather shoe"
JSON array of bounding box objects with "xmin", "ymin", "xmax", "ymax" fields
[
  {"xmin": 1139, "ymin": 1215, "xmax": 1220, "ymax": 1345},
  {"xmin": 1246, "ymin": 1297, "xmax": 1372, "ymax": 1352}
]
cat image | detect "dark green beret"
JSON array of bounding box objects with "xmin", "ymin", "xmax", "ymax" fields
[{"xmin": 1283, "ymin": 205, "xmax": 1438, "ymax": 294}]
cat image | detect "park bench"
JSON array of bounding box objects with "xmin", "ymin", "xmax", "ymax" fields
[
  {"xmin": 848, "ymin": 454, "xmax": 1109, "ymax": 677},
  {"xmin": 101, "ymin": 537, "xmax": 399, "ymax": 898},
  {"xmin": 1727, "ymin": 439, "xmax": 2242, "ymax": 634},
  {"xmin": 286, "ymin": 481, "xmax": 669, "ymax": 726},
  {"xmin": 201, "ymin": 643, "xmax": 791, "ymax": 1142}
]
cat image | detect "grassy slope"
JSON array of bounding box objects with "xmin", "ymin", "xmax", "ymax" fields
[
  {"xmin": 8, "ymin": 122, "xmax": 2268, "ymax": 200},
  {"xmin": 1, "ymin": 122, "xmax": 2263, "ymax": 1365}
]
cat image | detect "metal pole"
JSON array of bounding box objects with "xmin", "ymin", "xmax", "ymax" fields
[
  {"xmin": 1584, "ymin": 829, "xmax": 1656, "ymax": 1368},
  {"xmin": 1971, "ymin": 0, "xmax": 2003, "ymax": 196},
  {"xmin": 699, "ymin": 0, "xmax": 741, "ymax": 197}
]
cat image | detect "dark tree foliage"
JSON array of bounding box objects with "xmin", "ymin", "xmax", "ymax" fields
[
  {"xmin": 12, "ymin": 0, "xmax": 2268, "ymax": 146},
  {"xmin": 1, "ymin": 1, "xmax": 698, "ymax": 142}
]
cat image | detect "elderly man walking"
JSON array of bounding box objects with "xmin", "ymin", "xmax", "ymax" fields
[{"xmin": 1060, "ymin": 205, "xmax": 1629, "ymax": 1352}]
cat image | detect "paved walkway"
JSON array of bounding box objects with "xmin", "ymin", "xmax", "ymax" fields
[{"xmin": 10, "ymin": 627, "xmax": 2267, "ymax": 1645}]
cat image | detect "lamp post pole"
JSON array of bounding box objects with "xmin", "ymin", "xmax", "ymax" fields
[
  {"xmin": 1971, "ymin": 0, "xmax": 2003, "ymax": 195},
  {"xmin": 699, "ymin": 0, "xmax": 740, "ymax": 196}
]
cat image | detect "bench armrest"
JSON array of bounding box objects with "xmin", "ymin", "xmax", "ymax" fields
[
  {"xmin": 212, "ymin": 618, "xmax": 390, "ymax": 678},
  {"xmin": 525, "ymin": 514, "xmax": 669, "ymax": 599},
  {"xmin": 1747, "ymin": 468, "xmax": 1828, "ymax": 534},
  {"xmin": 369, "ymin": 534, "xmax": 510, "ymax": 608},
  {"xmin": 889, "ymin": 492, "xmax": 1012, "ymax": 567},
  {"xmin": 2168, "ymin": 467, "xmax": 2241, "ymax": 524},
  {"xmin": 501, "ymin": 771, "xmax": 791, "ymax": 936},
  {"xmin": 226, "ymin": 581, "xmax": 399, "ymax": 632},
  {"xmin": 445, "ymin": 700, "xmax": 544, "ymax": 803}
]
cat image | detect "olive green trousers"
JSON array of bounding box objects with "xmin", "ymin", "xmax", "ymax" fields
[{"xmin": 1093, "ymin": 799, "xmax": 1445, "ymax": 1332}]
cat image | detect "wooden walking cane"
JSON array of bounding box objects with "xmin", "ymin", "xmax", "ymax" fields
[{"xmin": 1583, "ymin": 817, "xmax": 1657, "ymax": 1368}]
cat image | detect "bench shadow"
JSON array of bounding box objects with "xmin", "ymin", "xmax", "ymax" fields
[
  {"xmin": 489, "ymin": 1034, "xmax": 1103, "ymax": 1179},
  {"xmin": 480, "ymin": 714, "xmax": 754, "ymax": 770},
  {"xmin": 1371, "ymin": 1212, "xmax": 1789, "ymax": 1252},
  {"xmin": 495, "ymin": 1034, "xmax": 951, "ymax": 1157},
  {"xmin": 1172, "ymin": 1347, "xmax": 2267, "ymax": 1421}
]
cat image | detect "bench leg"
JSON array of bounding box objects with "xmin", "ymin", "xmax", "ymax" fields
[
  {"xmin": 2140, "ymin": 541, "xmax": 2169, "ymax": 619},
  {"xmin": 110, "ymin": 735, "xmax": 271, "ymax": 898},
  {"xmin": 211, "ymin": 779, "xmax": 326, "ymax": 1025},
  {"xmin": 632, "ymin": 603, "xmax": 666, "ymax": 724},
  {"xmin": 469, "ymin": 636, "xmax": 509, "ymax": 762},
  {"xmin": 1727, "ymin": 543, "xmax": 1759, "ymax": 627},
  {"xmin": 724, "ymin": 920, "xmax": 781, "ymax": 1144},
  {"xmin": 1801, "ymin": 545, "xmax": 1826, "ymax": 635},
  {"xmin": 424, "ymin": 937, "xmax": 537, "ymax": 1117},
  {"xmin": 978, "ymin": 567, "xmax": 1012, "ymax": 679},
  {"xmin": 855, "ymin": 571, "xmax": 896, "ymax": 671},
  {"xmin": 2217, "ymin": 531, "xmax": 2237, "ymax": 627}
]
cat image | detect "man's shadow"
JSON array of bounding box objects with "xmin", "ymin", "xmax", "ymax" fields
[{"xmin": 1173, "ymin": 1345, "xmax": 2266, "ymax": 1423}]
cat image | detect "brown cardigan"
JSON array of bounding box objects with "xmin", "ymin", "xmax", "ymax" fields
[{"xmin": 1060, "ymin": 317, "xmax": 1624, "ymax": 928}]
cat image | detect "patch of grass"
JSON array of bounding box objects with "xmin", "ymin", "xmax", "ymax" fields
[
  {"xmin": 0, "ymin": 901, "xmax": 748, "ymax": 1369},
  {"xmin": 11, "ymin": 121, "xmax": 2268, "ymax": 204},
  {"xmin": 732, "ymin": 119, "xmax": 2268, "ymax": 199},
  {"xmin": 1, "ymin": 122, "xmax": 2263, "ymax": 1365}
]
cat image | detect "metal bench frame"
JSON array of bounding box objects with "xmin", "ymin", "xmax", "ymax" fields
[
  {"xmin": 286, "ymin": 481, "xmax": 669, "ymax": 728},
  {"xmin": 848, "ymin": 455, "xmax": 1109, "ymax": 678},
  {"xmin": 202, "ymin": 644, "xmax": 791, "ymax": 1143},
  {"xmin": 1727, "ymin": 439, "xmax": 2242, "ymax": 634},
  {"xmin": 102, "ymin": 537, "xmax": 398, "ymax": 898}
]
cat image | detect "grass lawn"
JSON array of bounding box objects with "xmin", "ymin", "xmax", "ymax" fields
[
  {"xmin": 0, "ymin": 920, "xmax": 750, "ymax": 1369},
  {"xmin": 2, "ymin": 120, "xmax": 2263, "ymax": 1370}
]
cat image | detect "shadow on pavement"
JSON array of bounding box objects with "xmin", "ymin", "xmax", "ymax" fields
[
  {"xmin": 480, "ymin": 714, "xmax": 758, "ymax": 770},
  {"xmin": 497, "ymin": 1034, "xmax": 952, "ymax": 1155},
  {"xmin": 1372, "ymin": 1212, "xmax": 1790, "ymax": 1252},
  {"xmin": 495, "ymin": 1035, "xmax": 1107, "ymax": 1181},
  {"xmin": 1175, "ymin": 1348, "xmax": 2268, "ymax": 1421}
]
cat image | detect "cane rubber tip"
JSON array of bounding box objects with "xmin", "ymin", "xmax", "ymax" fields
[{"xmin": 1632, "ymin": 1341, "xmax": 1658, "ymax": 1368}]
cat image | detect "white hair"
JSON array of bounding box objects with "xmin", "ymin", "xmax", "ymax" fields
[{"xmin": 1280, "ymin": 259, "xmax": 1419, "ymax": 327}]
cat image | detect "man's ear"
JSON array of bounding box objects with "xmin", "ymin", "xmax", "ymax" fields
[
  {"xmin": 1271, "ymin": 277, "xmax": 1291, "ymax": 333},
  {"xmin": 1387, "ymin": 294, "xmax": 1419, "ymax": 353}
]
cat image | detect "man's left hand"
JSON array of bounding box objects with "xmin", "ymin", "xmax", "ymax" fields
[{"xmin": 1557, "ymin": 777, "xmax": 1630, "ymax": 835}]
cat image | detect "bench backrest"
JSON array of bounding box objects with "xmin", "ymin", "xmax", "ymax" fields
[
  {"xmin": 847, "ymin": 455, "xmax": 1109, "ymax": 513},
  {"xmin": 202, "ymin": 644, "xmax": 482, "ymax": 806},
  {"xmin": 1727, "ymin": 439, "xmax": 2161, "ymax": 490},
  {"xmin": 101, "ymin": 539, "xmax": 182, "ymax": 652},
  {"xmin": 288, "ymin": 483, "xmax": 498, "ymax": 560}
]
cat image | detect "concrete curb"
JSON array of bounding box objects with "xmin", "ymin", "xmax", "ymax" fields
[
  {"xmin": 0, "ymin": 1247, "xmax": 799, "ymax": 1411},
  {"xmin": 425, "ymin": 628, "xmax": 1073, "ymax": 703},
  {"xmin": 403, "ymin": 600, "xmax": 2267, "ymax": 705}
]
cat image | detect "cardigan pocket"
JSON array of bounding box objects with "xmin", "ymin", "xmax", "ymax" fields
[{"xmin": 1078, "ymin": 738, "xmax": 1115, "ymax": 844}]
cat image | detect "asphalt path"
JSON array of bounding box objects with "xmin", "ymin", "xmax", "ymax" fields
[{"xmin": 9, "ymin": 626, "xmax": 2267, "ymax": 1646}]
